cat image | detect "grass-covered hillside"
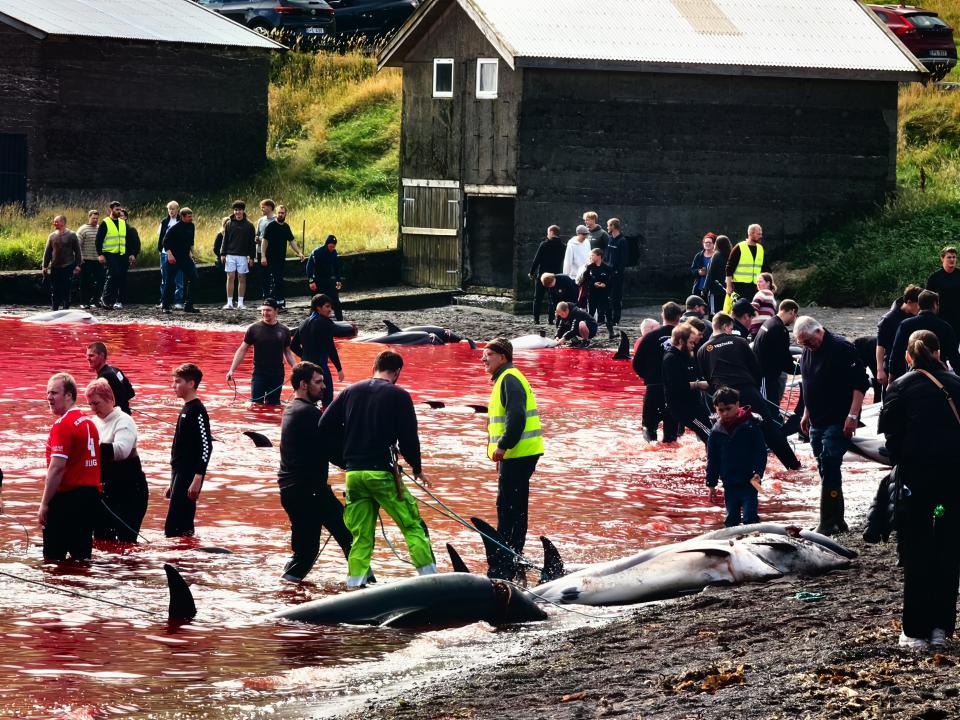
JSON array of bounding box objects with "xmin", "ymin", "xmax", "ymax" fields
[
  {"xmin": 782, "ymin": 1, "xmax": 960, "ymax": 304},
  {"xmin": 0, "ymin": 51, "xmax": 401, "ymax": 270}
]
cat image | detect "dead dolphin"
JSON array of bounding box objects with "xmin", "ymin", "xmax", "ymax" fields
[
  {"xmin": 331, "ymin": 321, "xmax": 358, "ymax": 338},
  {"xmin": 510, "ymin": 333, "xmax": 559, "ymax": 350},
  {"xmin": 697, "ymin": 523, "xmax": 858, "ymax": 559},
  {"xmin": 383, "ymin": 320, "xmax": 477, "ymax": 349},
  {"xmin": 164, "ymin": 565, "xmax": 546, "ymax": 627},
  {"xmin": 724, "ymin": 533, "xmax": 851, "ymax": 575},
  {"xmin": 847, "ymin": 436, "xmax": 892, "ymax": 466},
  {"xmin": 355, "ymin": 330, "xmax": 444, "ymax": 346},
  {"xmin": 23, "ymin": 309, "xmax": 95, "ymax": 324}
]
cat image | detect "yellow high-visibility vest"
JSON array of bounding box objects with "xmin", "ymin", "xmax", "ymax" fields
[
  {"xmin": 487, "ymin": 367, "xmax": 544, "ymax": 460},
  {"xmin": 731, "ymin": 240, "xmax": 764, "ymax": 284},
  {"xmin": 101, "ymin": 217, "xmax": 127, "ymax": 255}
]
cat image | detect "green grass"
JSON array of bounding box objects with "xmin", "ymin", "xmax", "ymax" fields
[
  {"xmin": 0, "ymin": 50, "xmax": 401, "ymax": 271},
  {"xmin": 783, "ymin": 82, "xmax": 960, "ymax": 305}
]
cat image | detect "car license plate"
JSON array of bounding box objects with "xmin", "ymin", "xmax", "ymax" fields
[
  {"xmin": 306, "ymin": 27, "xmax": 325, "ymax": 34},
  {"xmin": 930, "ymin": 49, "xmax": 948, "ymax": 57}
]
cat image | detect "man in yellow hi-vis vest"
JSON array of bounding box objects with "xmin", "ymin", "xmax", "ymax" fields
[
  {"xmin": 482, "ymin": 337, "xmax": 544, "ymax": 582},
  {"xmin": 95, "ymin": 200, "xmax": 137, "ymax": 309},
  {"xmin": 725, "ymin": 223, "xmax": 767, "ymax": 301}
]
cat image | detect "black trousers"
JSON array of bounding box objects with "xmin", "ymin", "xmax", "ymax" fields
[
  {"xmin": 673, "ymin": 404, "xmax": 713, "ymax": 445},
  {"xmin": 642, "ymin": 384, "xmax": 681, "ymax": 442},
  {"xmin": 732, "ymin": 383, "xmax": 799, "ymax": 468},
  {"xmin": 588, "ymin": 290, "xmax": 614, "ymax": 333},
  {"xmin": 316, "ymin": 281, "xmax": 343, "ymax": 320},
  {"xmin": 732, "ymin": 282, "xmax": 755, "ymax": 300},
  {"xmin": 95, "ymin": 456, "xmax": 149, "ymax": 542},
  {"xmin": 80, "ymin": 260, "xmax": 105, "ymax": 306},
  {"xmin": 101, "ymin": 253, "xmax": 128, "ymax": 305},
  {"xmin": 43, "ymin": 486, "xmax": 100, "ymax": 561},
  {"xmin": 50, "ymin": 265, "xmax": 74, "ymax": 309},
  {"xmin": 490, "ymin": 454, "xmax": 539, "ymax": 580},
  {"xmin": 532, "ymin": 279, "xmax": 554, "ymax": 325},
  {"xmin": 900, "ymin": 491, "xmax": 960, "ymax": 639},
  {"xmin": 264, "ymin": 260, "xmax": 286, "ymax": 304},
  {"xmin": 610, "ymin": 272, "xmax": 624, "ymax": 324},
  {"xmin": 165, "ymin": 467, "xmax": 199, "ymax": 537},
  {"xmin": 279, "ymin": 482, "xmax": 353, "ymax": 580}
]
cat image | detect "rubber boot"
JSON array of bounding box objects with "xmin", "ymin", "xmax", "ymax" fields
[
  {"xmin": 836, "ymin": 488, "xmax": 849, "ymax": 533},
  {"xmin": 815, "ymin": 487, "xmax": 843, "ymax": 536}
]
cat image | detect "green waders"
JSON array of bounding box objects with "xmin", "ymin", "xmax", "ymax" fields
[{"xmin": 343, "ymin": 470, "xmax": 435, "ymax": 587}]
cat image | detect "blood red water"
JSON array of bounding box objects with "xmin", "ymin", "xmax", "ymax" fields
[{"xmin": 0, "ymin": 316, "xmax": 875, "ymax": 718}]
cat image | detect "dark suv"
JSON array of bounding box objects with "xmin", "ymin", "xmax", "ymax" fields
[
  {"xmin": 868, "ymin": 4, "xmax": 957, "ymax": 80},
  {"xmin": 326, "ymin": 0, "xmax": 417, "ymax": 37},
  {"xmin": 197, "ymin": 0, "xmax": 336, "ymax": 39}
]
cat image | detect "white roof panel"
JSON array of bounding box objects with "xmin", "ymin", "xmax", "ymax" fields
[{"xmin": 0, "ymin": 0, "xmax": 283, "ymax": 49}]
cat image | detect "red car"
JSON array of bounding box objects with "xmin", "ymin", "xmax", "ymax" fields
[{"xmin": 868, "ymin": 4, "xmax": 957, "ymax": 80}]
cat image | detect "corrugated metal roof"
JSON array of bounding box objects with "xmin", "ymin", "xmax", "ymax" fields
[
  {"xmin": 382, "ymin": 0, "xmax": 926, "ymax": 80},
  {"xmin": 0, "ymin": 0, "xmax": 283, "ymax": 49}
]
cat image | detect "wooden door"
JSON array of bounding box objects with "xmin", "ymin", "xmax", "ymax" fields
[{"xmin": 400, "ymin": 182, "xmax": 462, "ymax": 288}]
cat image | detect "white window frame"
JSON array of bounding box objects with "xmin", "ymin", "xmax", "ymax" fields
[
  {"xmin": 433, "ymin": 58, "xmax": 454, "ymax": 98},
  {"xmin": 475, "ymin": 58, "xmax": 498, "ymax": 99}
]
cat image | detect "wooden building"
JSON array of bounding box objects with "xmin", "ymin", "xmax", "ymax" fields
[
  {"xmin": 379, "ymin": 0, "xmax": 926, "ymax": 298},
  {"xmin": 0, "ymin": 0, "xmax": 282, "ymax": 206}
]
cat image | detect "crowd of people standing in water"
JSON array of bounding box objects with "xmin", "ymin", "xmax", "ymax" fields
[
  {"xmin": 34, "ymin": 221, "xmax": 960, "ymax": 651},
  {"xmin": 40, "ymin": 198, "xmax": 344, "ymax": 317}
]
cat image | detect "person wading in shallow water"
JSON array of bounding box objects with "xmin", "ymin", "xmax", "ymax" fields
[
  {"xmin": 85, "ymin": 341, "xmax": 135, "ymax": 415},
  {"xmin": 165, "ymin": 363, "xmax": 212, "ymax": 538},
  {"xmin": 482, "ymin": 338, "xmax": 544, "ymax": 582}
]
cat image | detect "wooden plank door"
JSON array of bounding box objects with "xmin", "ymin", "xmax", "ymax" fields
[{"xmin": 400, "ymin": 182, "xmax": 462, "ymax": 288}]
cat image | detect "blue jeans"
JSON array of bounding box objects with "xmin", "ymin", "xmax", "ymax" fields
[
  {"xmin": 723, "ymin": 483, "xmax": 759, "ymax": 527},
  {"xmin": 162, "ymin": 255, "xmax": 198, "ymax": 308},
  {"xmin": 809, "ymin": 424, "xmax": 846, "ymax": 490},
  {"xmin": 159, "ymin": 251, "xmax": 184, "ymax": 304},
  {"xmin": 251, "ymin": 372, "xmax": 284, "ymax": 405}
]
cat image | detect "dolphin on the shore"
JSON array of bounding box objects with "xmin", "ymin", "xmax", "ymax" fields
[
  {"xmin": 331, "ymin": 320, "xmax": 358, "ymax": 338},
  {"xmin": 23, "ymin": 309, "xmax": 95, "ymax": 324},
  {"xmin": 847, "ymin": 436, "xmax": 892, "ymax": 466},
  {"xmin": 355, "ymin": 330, "xmax": 444, "ymax": 346},
  {"xmin": 510, "ymin": 333, "xmax": 559, "ymax": 350},
  {"xmin": 163, "ymin": 564, "xmax": 546, "ymax": 627},
  {"xmin": 383, "ymin": 320, "xmax": 477, "ymax": 349}
]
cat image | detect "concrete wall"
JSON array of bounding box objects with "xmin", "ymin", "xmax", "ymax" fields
[{"xmin": 0, "ymin": 250, "xmax": 401, "ymax": 306}]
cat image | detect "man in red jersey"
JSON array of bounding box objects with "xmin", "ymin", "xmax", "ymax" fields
[{"xmin": 40, "ymin": 372, "xmax": 102, "ymax": 560}]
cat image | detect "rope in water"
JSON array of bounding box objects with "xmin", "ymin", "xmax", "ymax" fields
[{"xmin": 0, "ymin": 568, "xmax": 159, "ymax": 616}]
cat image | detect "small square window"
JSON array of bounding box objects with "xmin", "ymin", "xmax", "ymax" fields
[
  {"xmin": 476, "ymin": 58, "xmax": 498, "ymax": 99},
  {"xmin": 433, "ymin": 58, "xmax": 453, "ymax": 98}
]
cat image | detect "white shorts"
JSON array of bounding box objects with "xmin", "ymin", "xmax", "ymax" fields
[{"xmin": 224, "ymin": 255, "xmax": 249, "ymax": 274}]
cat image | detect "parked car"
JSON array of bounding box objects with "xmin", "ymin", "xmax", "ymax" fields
[
  {"xmin": 867, "ymin": 4, "xmax": 957, "ymax": 80},
  {"xmin": 326, "ymin": 0, "xmax": 417, "ymax": 38},
  {"xmin": 196, "ymin": 0, "xmax": 336, "ymax": 39}
]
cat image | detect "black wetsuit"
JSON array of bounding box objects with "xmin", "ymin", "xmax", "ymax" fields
[
  {"xmin": 633, "ymin": 325, "xmax": 680, "ymax": 442},
  {"xmin": 165, "ymin": 398, "xmax": 212, "ymax": 537},
  {"xmin": 95, "ymin": 441, "xmax": 148, "ymax": 543},
  {"xmin": 529, "ymin": 237, "xmax": 565, "ymax": 324},
  {"xmin": 662, "ymin": 345, "xmax": 712, "ymax": 443},
  {"xmin": 277, "ymin": 397, "xmax": 352, "ymax": 580},
  {"xmin": 291, "ymin": 312, "xmax": 343, "ymax": 408},
  {"xmin": 555, "ymin": 307, "xmax": 598, "ymax": 341},
  {"xmin": 97, "ymin": 364, "xmax": 135, "ymax": 415},
  {"xmin": 582, "ymin": 261, "xmax": 615, "ymax": 335},
  {"xmin": 752, "ymin": 315, "xmax": 795, "ymax": 406}
]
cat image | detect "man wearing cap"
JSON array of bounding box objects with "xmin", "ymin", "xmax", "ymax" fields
[
  {"xmin": 482, "ymin": 337, "xmax": 544, "ymax": 582},
  {"xmin": 307, "ymin": 235, "xmax": 344, "ymax": 321},
  {"xmin": 95, "ymin": 201, "xmax": 135, "ymax": 310},
  {"xmin": 681, "ymin": 295, "xmax": 712, "ymax": 343},
  {"xmin": 563, "ymin": 226, "xmax": 591, "ymax": 281},
  {"xmin": 731, "ymin": 298, "xmax": 757, "ymax": 339},
  {"xmin": 725, "ymin": 224, "xmax": 768, "ymax": 301},
  {"xmin": 226, "ymin": 298, "xmax": 296, "ymax": 405},
  {"xmin": 161, "ymin": 207, "xmax": 200, "ymax": 314}
]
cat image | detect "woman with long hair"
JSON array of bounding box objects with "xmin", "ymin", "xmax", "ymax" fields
[
  {"xmin": 750, "ymin": 272, "xmax": 777, "ymax": 338},
  {"xmin": 703, "ymin": 234, "xmax": 732, "ymax": 317},
  {"xmin": 878, "ymin": 329, "xmax": 960, "ymax": 650}
]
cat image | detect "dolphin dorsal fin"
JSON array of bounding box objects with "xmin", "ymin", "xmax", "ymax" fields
[
  {"xmin": 446, "ymin": 543, "xmax": 472, "ymax": 573},
  {"xmin": 383, "ymin": 320, "xmax": 403, "ymax": 334},
  {"xmin": 164, "ymin": 564, "xmax": 197, "ymax": 621},
  {"xmin": 539, "ymin": 536, "xmax": 565, "ymax": 582},
  {"xmin": 612, "ymin": 331, "xmax": 630, "ymax": 360}
]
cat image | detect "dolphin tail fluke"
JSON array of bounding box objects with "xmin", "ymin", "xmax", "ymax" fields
[
  {"xmin": 539, "ymin": 536, "xmax": 565, "ymax": 583},
  {"xmin": 470, "ymin": 516, "xmax": 513, "ymax": 578},
  {"xmin": 164, "ymin": 563, "xmax": 197, "ymax": 621},
  {"xmin": 383, "ymin": 319, "xmax": 403, "ymax": 335},
  {"xmin": 446, "ymin": 543, "xmax": 472, "ymax": 573},
  {"xmin": 612, "ymin": 331, "xmax": 630, "ymax": 360}
]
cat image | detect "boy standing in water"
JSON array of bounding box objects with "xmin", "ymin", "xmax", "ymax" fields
[
  {"xmin": 705, "ymin": 386, "xmax": 766, "ymax": 527},
  {"xmin": 165, "ymin": 363, "xmax": 212, "ymax": 537}
]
